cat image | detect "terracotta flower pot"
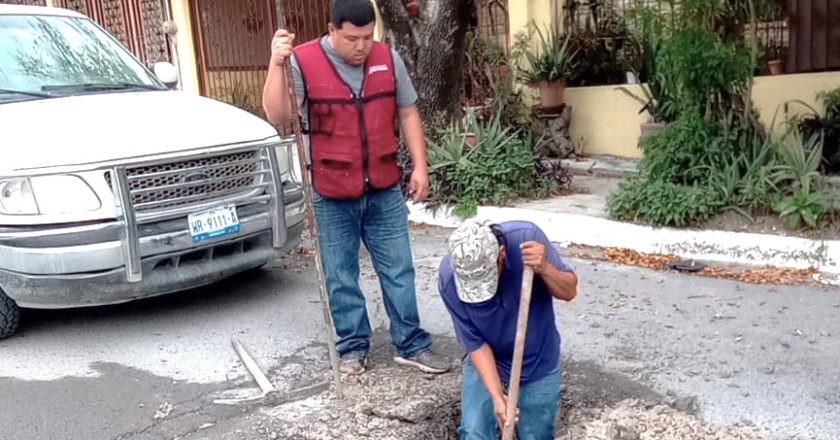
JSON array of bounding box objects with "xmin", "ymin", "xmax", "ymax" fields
[
  {"xmin": 768, "ymin": 59, "xmax": 784, "ymax": 75},
  {"xmin": 463, "ymin": 132, "xmax": 478, "ymax": 148},
  {"xmin": 640, "ymin": 122, "xmax": 667, "ymax": 136},
  {"xmin": 535, "ymin": 81, "xmax": 566, "ymax": 108}
]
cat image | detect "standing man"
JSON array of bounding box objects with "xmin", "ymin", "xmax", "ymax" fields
[
  {"xmin": 262, "ymin": 0, "xmax": 450, "ymax": 375},
  {"xmin": 438, "ymin": 219, "xmax": 579, "ymax": 439}
]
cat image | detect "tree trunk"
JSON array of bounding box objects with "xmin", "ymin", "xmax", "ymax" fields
[{"xmin": 377, "ymin": 0, "xmax": 475, "ymax": 122}]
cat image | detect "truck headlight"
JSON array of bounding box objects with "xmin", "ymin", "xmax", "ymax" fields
[
  {"xmin": 0, "ymin": 179, "xmax": 38, "ymax": 215},
  {"xmin": 274, "ymin": 143, "xmax": 302, "ymax": 183},
  {"xmin": 0, "ymin": 176, "xmax": 101, "ymax": 215}
]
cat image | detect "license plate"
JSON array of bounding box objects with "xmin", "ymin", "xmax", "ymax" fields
[{"xmin": 188, "ymin": 204, "xmax": 240, "ymax": 243}]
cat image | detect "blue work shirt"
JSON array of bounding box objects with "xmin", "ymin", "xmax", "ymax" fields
[{"xmin": 438, "ymin": 221, "xmax": 576, "ymax": 384}]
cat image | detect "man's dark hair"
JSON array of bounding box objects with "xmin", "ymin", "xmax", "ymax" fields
[
  {"xmin": 489, "ymin": 224, "xmax": 507, "ymax": 248},
  {"xmin": 330, "ymin": 0, "xmax": 376, "ymax": 28}
]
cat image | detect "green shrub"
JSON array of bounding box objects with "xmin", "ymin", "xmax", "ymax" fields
[
  {"xmin": 773, "ymin": 181, "xmax": 828, "ymax": 230},
  {"xmin": 521, "ymin": 25, "xmax": 577, "ymax": 84},
  {"xmin": 638, "ymin": 112, "xmax": 722, "ymax": 183},
  {"xmin": 608, "ymin": 178, "xmax": 722, "ymax": 227},
  {"xmin": 797, "ymin": 86, "xmax": 840, "ymax": 173},
  {"xmin": 426, "ymin": 112, "xmax": 555, "ymax": 217},
  {"xmin": 769, "ymin": 131, "xmax": 831, "ymax": 229},
  {"xmin": 657, "ymin": 29, "xmax": 753, "ymax": 117}
]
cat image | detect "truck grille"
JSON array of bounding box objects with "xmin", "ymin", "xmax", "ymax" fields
[{"xmin": 106, "ymin": 149, "xmax": 270, "ymax": 212}]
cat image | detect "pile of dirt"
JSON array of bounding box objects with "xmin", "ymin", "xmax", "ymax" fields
[
  {"xmin": 257, "ymin": 367, "xmax": 781, "ymax": 440},
  {"xmin": 560, "ymin": 399, "xmax": 772, "ymax": 440},
  {"xmin": 265, "ymin": 363, "xmax": 461, "ymax": 440}
]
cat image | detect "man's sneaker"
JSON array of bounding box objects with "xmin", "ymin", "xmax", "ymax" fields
[
  {"xmin": 339, "ymin": 355, "xmax": 368, "ymax": 375},
  {"xmin": 394, "ymin": 349, "xmax": 451, "ymax": 374}
]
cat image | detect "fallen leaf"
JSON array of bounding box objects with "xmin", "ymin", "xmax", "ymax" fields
[
  {"xmin": 779, "ymin": 339, "xmax": 791, "ymax": 349},
  {"xmin": 593, "ymin": 246, "xmax": 817, "ymax": 286}
]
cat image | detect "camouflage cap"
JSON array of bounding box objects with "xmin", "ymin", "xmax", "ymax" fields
[{"xmin": 447, "ymin": 219, "xmax": 501, "ymax": 304}]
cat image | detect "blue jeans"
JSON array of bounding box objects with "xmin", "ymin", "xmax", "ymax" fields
[
  {"xmin": 459, "ymin": 358, "xmax": 562, "ymax": 440},
  {"xmin": 313, "ymin": 185, "xmax": 432, "ymax": 359}
]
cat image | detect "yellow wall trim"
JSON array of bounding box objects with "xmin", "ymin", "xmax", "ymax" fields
[{"xmin": 564, "ymin": 72, "xmax": 840, "ymax": 158}]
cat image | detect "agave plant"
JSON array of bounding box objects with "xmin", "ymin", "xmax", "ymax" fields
[{"xmin": 521, "ymin": 24, "xmax": 577, "ymax": 85}]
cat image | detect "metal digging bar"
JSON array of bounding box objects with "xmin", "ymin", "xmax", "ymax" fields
[{"xmin": 276, "ymin": 0, "xmax": 344, "ymax": 399}]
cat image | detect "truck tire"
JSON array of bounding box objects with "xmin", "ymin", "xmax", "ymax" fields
[{"xmin": 0, "ymin": 289, "xmax": 20, "ymax": 340}]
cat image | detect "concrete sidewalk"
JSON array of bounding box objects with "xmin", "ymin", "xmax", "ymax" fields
[{"xmin": 407, "ymin": 156, "xmax": 840, "ymax": 280}]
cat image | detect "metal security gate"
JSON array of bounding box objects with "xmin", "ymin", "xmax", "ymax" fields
[
  {"xmin": 788, "ymin": 0, "xmax": 840, "ymax": 72},
  {"xmin": 190, "ymin": 0, "xmax": 276, "ymax": 117},
  {"xmin": 0, "ymin": 0, "xmax": 47, "ymax": 5},
  {"xmin": 56, "ymin": 0, "xmax": 171, "ymax": 65},
  {"xmin": 190, "ymin": 0, "xmax": 329, "ymax": 119},
  {"xmin": 276, "ymin": 0, "xmax": 330, "ymax": 44}
]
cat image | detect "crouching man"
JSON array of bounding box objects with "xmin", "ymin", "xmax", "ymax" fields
[{"xmin": 438, "ymin": 219, "xmax": 579, "ymax": 439}]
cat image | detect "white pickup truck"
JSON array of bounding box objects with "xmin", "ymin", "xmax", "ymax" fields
[{"xmin": 0, "ymin": 5, "xmax": 305, "ymax": 339}]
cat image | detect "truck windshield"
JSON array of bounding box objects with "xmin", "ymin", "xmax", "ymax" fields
[{"xmin": 0, "ymin": 13, "xmax": 164, "ymax": 101}]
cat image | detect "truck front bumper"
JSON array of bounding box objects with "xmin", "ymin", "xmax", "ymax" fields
[{"xmin": 0, "ymin": 197, "xmax": 305, "ymax": 308}]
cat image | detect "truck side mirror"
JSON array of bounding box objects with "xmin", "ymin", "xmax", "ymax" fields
[{"xmin": 152, "ymin": 62, "xmax": 179, "ymax": 89}]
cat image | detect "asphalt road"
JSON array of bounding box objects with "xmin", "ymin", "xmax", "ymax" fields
[{"xmin": 0, "ymin": 226, "xmax": 838, "ymax": 440}]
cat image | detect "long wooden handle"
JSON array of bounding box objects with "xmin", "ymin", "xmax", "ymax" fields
[
  {"xmin": 502, "ymin": 266, "xmax": 535, "ymax": 440},
  {"xmin": 275, "ymin": 4, "xmax": 343, "ymax": 399}
]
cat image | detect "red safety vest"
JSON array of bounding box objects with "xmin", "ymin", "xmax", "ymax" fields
[{"xmin": 293, "ymin": 38, "xmax": 401, "ymax": 199}]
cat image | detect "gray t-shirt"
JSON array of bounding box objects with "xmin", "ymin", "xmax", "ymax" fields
[{"xmin": 289, "ymin": 35, "xmax": 418, "ymax": 132}]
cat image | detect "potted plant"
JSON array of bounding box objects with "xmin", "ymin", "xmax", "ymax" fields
[
  {"xmin": 521, "ymin": 25, "xmax": 577, "ymax": 108},
  {"xmin": 768, "ymin": 59, "xmax": 784, "ymax": 75},
  {"xmin": 766, "ymin": 47, "xmax": 785, "ymax": 75}
]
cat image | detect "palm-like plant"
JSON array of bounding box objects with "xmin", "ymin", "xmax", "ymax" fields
[{"xmin": 521, "ymin": 25, "xmax": 577, "ymax": 85}]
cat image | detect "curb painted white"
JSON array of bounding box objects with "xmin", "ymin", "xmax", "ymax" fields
[{"xmin": 407, "ymin": 203, "xmax": 840, "ymax": 275}]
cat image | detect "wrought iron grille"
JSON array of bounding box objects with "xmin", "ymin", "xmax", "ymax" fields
[
  {"xmin": 560, "ymin": 0, "xmax": 792, "ymax": 78},
  {"xmin": 54, "ymin": 0, "xmax": 172, "ymax": 65},
  {"xmin": 0, "ymin": 0, "xmax": 47, "ymax": 5}
]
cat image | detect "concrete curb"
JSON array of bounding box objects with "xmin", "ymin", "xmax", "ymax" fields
[{"xmin": 407, "ymin": 203, "xmax": 840, "ymax": 275}]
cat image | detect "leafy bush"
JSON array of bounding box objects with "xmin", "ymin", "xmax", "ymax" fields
[
  {"xmin": 767, "ymin": 131, "xmax": 832, "ymax": 229},
  {"xmin": 637, "ymin": 112, "xmax": 722, "ymax": 183},
  {"xmin": 564, "ymin": 8, "xmax": 643, "ymax": 87},
  {"xmin": 774, "ymin": 181, "xmax": 827, "ymax": 229},
  {"xmin": 657, "ymin": 29, "xmax": 753, "ymax": 118},
  {"xmin": 426, "ymin": 112, "xmax": 557, "ymax": 217},
  {"xmin": 520, "ymin": 24, "xmax": 577, "ymax": 84},
  {"xmin": 608, "ymin": 0, "xmax": 836, "ymax": 230},
  {"xmin": 797, "ymin": 86, "xmax": 840, "ymax": 173},
  {"xmin": 608, "ymin": 178, "xmax": 722, "ymax": 226}
]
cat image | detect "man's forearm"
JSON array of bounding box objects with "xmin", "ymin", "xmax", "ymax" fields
[
  {"xmin": 398, "ymin": 105, "xmax": 427, "ymax": 171},
  {"xmin": 469, "ymin": 344, "xmax": 504, "ymax": 401},
  {"xmin": 541, "ymin": 264, "xmax": 578, "ymax": 302},
  {"xmin": 262, "ymin": 64, "xmax": 293, "ymax": 125}
]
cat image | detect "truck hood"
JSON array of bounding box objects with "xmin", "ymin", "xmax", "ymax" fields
[{"xmin": 0, "ymin": 91, "xmax": 278, "ymax": 173}]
